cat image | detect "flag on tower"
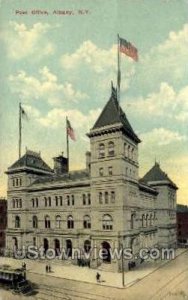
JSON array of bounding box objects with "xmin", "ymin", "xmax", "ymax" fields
[
  {"xmin": 20, "ymin": 105, "xmax": 28, "ymax": 120},
  {"xmin": 119, "ymin": 37, "xmax": 138, "ymax": 61},
  {"xmin": 66, "ymin": 118, "xmax": 76, "ymax": 141}
]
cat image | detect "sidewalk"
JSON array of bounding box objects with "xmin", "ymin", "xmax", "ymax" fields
[{"xmin": 0, "ymin": 249, "xmax": 186, "ymax": 289}]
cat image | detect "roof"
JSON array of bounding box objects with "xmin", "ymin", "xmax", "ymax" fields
[
  {"xmin": 141, "ymin": 162, "xmax": 178, "ymax": 189},
  {"xmin": 92, "ymin": 86, "xmax": 140, "ymax": 143},
  {"xmin": 32, "ymin": 169, "xmax": 89, "ymax": 185},
  {"xmin": 8, "ymin": 150, "xmax": 53, "ymax": 173}
]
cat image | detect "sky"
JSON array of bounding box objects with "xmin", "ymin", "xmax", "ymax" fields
[{"xmin": 0, "ymin": 0, "xmax": 188, "ymax": 205}]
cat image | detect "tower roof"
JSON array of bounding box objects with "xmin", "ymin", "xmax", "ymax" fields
[
  {"xmin": 7, "ymin": 150, "xmax": 53, "ymax": 174},
  {"xmin": 141, "ymin": 162, "xmax": 178, "ymax": 189},
  {"xmin": 92, "ymin": 86, "xmax": 140, "ymax": 143}
]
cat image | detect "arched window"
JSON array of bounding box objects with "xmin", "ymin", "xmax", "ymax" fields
[
  {"xmin": 67, "ymin": 215, "xmax": 74, "ymax": 229},
  {"xmin": 83, "ymin": 194, "xmax": 86, "ymax": 205},
  {"xmin": 102, "ymin": 214, "xmax": 113, "ymax": 230},
  {"xmin": 45, "ymin": 215, "xmax": 51, "ymax": 228},
  {"xmin": 55, "ymin": 196, "xmax": 58, "ymax": 206},
  {"xmin": 44, "ymin": 197, "xmax": 47, "ymax": 207},
  {"xmin": 32, "ymin": 216, "xmax": 38, "ymax": 228},
  {"xmin": 36, "ymin": 198, "xmax": 39, "ymax": 207},
  {"xmin": 99, "ymin": 143, "xmax": 105, "ymax": 158},
  {"xmin": 142, "ymin": 214, "xmax": 145, "ymax": 227},
  {"xmin": 67, "ymin": 195, "xmax": 70, "ymax": 206},
  {"xmin": 88, "ymin": 193, "xmax": 91, "ymax": 205},
  {"xmin": 105, "ymin": 192, "xmax": 108, "ymax": 204},
  {"xmin": 127, "ymin": 145, "xmax": 130, "ymax": 159},
  {"xmin": 108, "ymin": 141, "xmax": 115, "ymax": 156},
  {"xmin": 99, "ymin": 192, "xmax": 103, "ymax": 204},
  {"xmin": 72, "ymin": 195, "xmax": 75, "ymax": 206},
  {"xmin": 145, "ymin": 214, "xmax": 149, "ymax": 227},
  {"xmin": 83, "ymin": 215, "xmax": 91, "ymax": 229},
  {"xmin": 56, "ymin": 215, "xmax": 61, "ymax": 229},
  {"xmin": 111, "ymin": 191, "xmax": 115, "ymax": 203},
  {"xmin": 130, "ymin": 213, "xmax": 135, "ymax": 229},
  {"xmin": 15, "ymin": 216, "xmax": 20, "ymax": 228}
]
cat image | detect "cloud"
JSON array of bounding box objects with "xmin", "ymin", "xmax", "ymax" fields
[
  {"xmin": 2, "ymin": 22, "xmax": 55, "ymax": 59},
  {"xmin": 9, "ymin": 67, "xmax": 89, "ymax": 105},
  {"xmin": 140, "ymin": 128, "xmax": 186, "ymax": 146},
  {"xmin": 135, "ymin": 24, "xmax": 188, "ymax": 92},
  {"xmin": 38, "ymin": 107, "xmax": 101, "ymax": 131}
]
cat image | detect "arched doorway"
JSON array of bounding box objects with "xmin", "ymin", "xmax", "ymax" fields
[
  {"xmin": 66, "ymin": 239, "xmax": 72, "ymax": 257},
  {"xmin": 101, "ymin": 241, "xmax": 111, "ymax": 263},
  {"xmin": 84, "ymin": 240, "xmax": 91, "ymax": 253},
  {"xmin": 54, "ymin": 239, "xmax": 60, "ymax": 256},
  {"xmin": 43, "ymin": 238, "xmax": 49, "ymax": 254}
]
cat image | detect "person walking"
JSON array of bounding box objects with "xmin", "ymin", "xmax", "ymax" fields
[{"xmin": 96, "ymin": 272, "xmax": 101, "ymax": 283}]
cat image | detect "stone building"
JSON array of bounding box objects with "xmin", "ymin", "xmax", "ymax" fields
[
  {"xmin": 0, "ymin": 197, "xmax": 7, "ymax": 255},
  {"xmin": 5, "ymin": 87, "xmax": 177, "ymax": 271},
  {"xmin": 177, "ymin": 205, "xmax": 188, "ymax": 246}
]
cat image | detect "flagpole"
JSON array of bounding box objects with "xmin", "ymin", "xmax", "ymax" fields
[
  {"xmin": 18, "ymin": 102, "xmax": 22, "ymax": 159},
  {"xmin": 117, "ymin": 34, "xmax": 121, "ymax": 102},
  {"xmin": 66, "ymin": 116, "xmax": 69, "ymax": 173}
]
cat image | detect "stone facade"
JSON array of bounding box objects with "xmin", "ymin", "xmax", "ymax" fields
[{"xmin": 5, "ymin": 87, "xmax": 177, "ymax": 271}]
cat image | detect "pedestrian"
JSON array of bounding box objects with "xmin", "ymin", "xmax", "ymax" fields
[
  {"xmin": 48, "ymin": 264, "xmax": 51, "ymax": 273},
  {"xmin": 96, "ymin": 272, "xmax": 101, "ymax": 283},
  {"xmin": 45, "ymin": 265, "xmax": 48, "ymax": 273}
]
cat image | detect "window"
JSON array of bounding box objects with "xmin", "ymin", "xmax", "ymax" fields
[
  {"xmin": 102, "ymin": 214, "xmax": 113, "ymax": 230},
  {"xmin": 108, "ymin": 166, "xmax": 113, "ymax": 175},
  {"xmin": 127, "ymin": 145, "xmax": 130, "ymax": 158},
  {"xmin": 83, "ymin": 215, "xmax": 91, "ymax": 229},
  {"xmin": 67, "ymin": 215, "xmax": 74, "ymax": 229},
  {"xmin": 145, "ymin": 214, "xmax": 149, "ymax": 227},
  {"xmin": 111, "ymin": 191, "xmax": 115, "ymax": 203},
  {"xmin": 88, "ymin": 193, "xmax": 91, "ymax": 205},
  {"xmin": 108, "ymin": 141, "xmax": 115, "ymax": 156},
  {"xmin": 45, "ymin": 215, "xmax": 51, "ymax": 229},
  {"xmin": 99, "ymin": 192, "xmax": 103, "ymax": 204},
  {"xmin": 19, "ymin": 199, "xmax": 22, "ymax": 208},
  {"xmin": 16, "ymin": 178, "xmax": 19, "ymax": 186},
  {"xmin": 36, "ymin": 198, "xmax": 38, "ymax": 207},
  {"xmin": 130, "ymin": 213, "xmax": 135, "ymax": 229},
  {"xmin": 72, "ymin": 195, "xmax": 75, "ymax": 206},
  {"xmin": 124, "ymin": 143, "xmax": 127, "ymax": 157},
  {"xmin": 15, "ymin": 216, "xmax": 20, "ymax": 228},
  {"xmin": 13, "ymin": 179, "xmax": 15, "ymax": 187},
  {"xmin": 141, "ymin": 214, "xmax": 145, "ymax": 227},
  {"xmin": 99, "ymin": 168, "xmax": 104, "ymax": 176},
  {"xmin": 131, "ymin": 148, "xmax": 134, "ymax": 160},
  {"xmin": 12, "ymin": 199, "xmax": 15, "ymax": 208},
  {"xmin": 99, "ymin": 143, "xmax": 105, "ymax": 158},
  {"xmin": 19, "ymin": 178, "xmax": 22, "ymax": 186},
  {"xmin": 33, "ymin": 237, "xmax": 36, "ymax": 246},
  {"xmin": 44, "ymin": 197, "xmax": 47, "ymax": 207},
  {"xmin": 60, "ymin": 196, "xmax": 63, "ymax": 206},
  {"xmin": 56, "ymin": 215, "xmax": 61, "ymax": 229},
  {"xmin": 83, "ymin": 194, "xmax": 86, "ymax": 205},
  {"xmin": 32, "ymin": 216, "xmax": 38, "ymax": 228},
  {"xmin": 48, "ymin": 197, "xmax": 51, "ymax": 207},
  {"xmin": 67, "ymin": 195, "xmax": 70, "ymax": 206},
  {"xmin": 105, "ymin": 192, "xmax": 108, "ymax": 204},
  {"xmin": 55, "ymin": 196, "xmax": 58, "ymax": 206}
]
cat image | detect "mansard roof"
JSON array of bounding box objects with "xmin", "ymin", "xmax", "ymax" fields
[
  {"xmin": 7, "ymin": 150, "xmax": 53, "ymax": 174},
  {"xmin": 141, "ymin": 162, "xmax": 178, "ymax": 190},
  {"xmin": 91, "ymin": 86, "xmax": 141, "ymax": 143}
]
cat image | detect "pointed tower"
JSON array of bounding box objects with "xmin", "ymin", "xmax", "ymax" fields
[
  {"xmin": 88, "ymin": 84, "xmax": 140, "ymax": 183},
  {"xmin": 141, "ymin": 162, "xmax": 178, "ymax": 248},
  {"xmin": 87, "ymin": 85, "xmax": 141, "ymax": 270}
]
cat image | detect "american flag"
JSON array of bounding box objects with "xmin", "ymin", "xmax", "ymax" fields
[
  {"xmin": 119, "ymin": 37, "xmax": 138, "ymax": 62},
  {"xmin": 67, "ymin": 119, "xmax": 76, "ymax": 141}
]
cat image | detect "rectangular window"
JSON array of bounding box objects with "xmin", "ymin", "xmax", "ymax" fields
[{"xmin": 108, "ymin": 166, "xmax": 113, "ymax": 175}]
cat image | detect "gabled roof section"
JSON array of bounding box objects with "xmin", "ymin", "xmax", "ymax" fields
[
  {"xmin": 8, "ymin": 150, "xmax": 53, "ymax": 173},
  {"xmin": 92, "ymin": 85, "xmax": 140, "ymax": 143},
  {"xmin": 141, "ymin": 162, "xmax": 178, "ymax": 189}
]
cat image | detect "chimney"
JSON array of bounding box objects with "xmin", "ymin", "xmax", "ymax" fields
[
  {"xmin": 53, "ymin": 153, "xmax": 68, "ymax": 175},
  {"xmin": 86, "ymin": 151, "xmax": 91, "ymax": 172}
]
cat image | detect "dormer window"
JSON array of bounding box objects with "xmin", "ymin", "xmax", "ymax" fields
[{"xmin": 99, "ymin": 143, "xmax": 105, "ymax": 158}]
